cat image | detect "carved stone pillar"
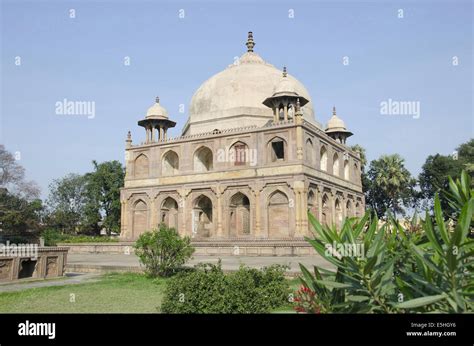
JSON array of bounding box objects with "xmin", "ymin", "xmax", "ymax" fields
[
  {"xmin": 216, "ymin": 190, "xmax": 223, "ymax": 237},
  {"xmin": 179, "ymin": 189, "xmax": 191, "ymax": 237},
  {"xmin": 301, "ymin": 189, "xmax": 308, "ymax": 235}
]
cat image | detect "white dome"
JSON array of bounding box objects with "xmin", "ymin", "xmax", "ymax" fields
[
  {"xmin": 326, "ymin": 114, "xmax": 346, "ymax": 131},
  {"xmin": 146, "ymin": 97, "xmax": 168, "ymax": 119},
  {"xmin": 184, "ymin": 50, "xmax": 315, "ymax": 135}
]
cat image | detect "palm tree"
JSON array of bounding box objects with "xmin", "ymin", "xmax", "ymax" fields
[{"xmin": 367, "ymin": 154, "xmax": 416, "ymax": 217}]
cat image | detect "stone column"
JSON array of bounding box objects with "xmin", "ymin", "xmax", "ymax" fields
[
  {"xmin": 121, "ymin": 200, "xmax": 129, "ymax": 240},
  {"xmin": 178, "ymin": 189, "xmax": 189, "ymax": 237},
  {"xmin": 296, "ymin": 116, "xmax": 303, "ymax": 160},
  {"xmin": 293, "ymin": 181, "xmax": 305, "ymax": 237},
  {"xmin": 301, "ymin": 189, "xmax": 308, "ymax": 235},
  {"xmin": 216, "ymin": 190, "xmax": 223, "ymax": 237},
  {"xmin": 254, "ymin": 189, "xmax": 261, "ymax": 237},
  {"xmin": 284, "ymin": 104, "xmax": 288, "ymax": 121},
  {"xmin": 150, "ymin": 197, "xmax": 156, "ymax": 230},
  {"xmin": 331, "ymin": 192, "xmax": 336, "ymax": 226},
  {"xmin": 298, "ymin": 190, "xmax": 303, "ymax": 234},
  {"xmin": 342, "ymin": 195, "xmax": 347, "ymax": 219}
]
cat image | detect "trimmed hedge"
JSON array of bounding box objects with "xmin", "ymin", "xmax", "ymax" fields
[
  {"xmin": 41, "ymin": 229, "xmax": 118, "ymax": 246},
  {"xmin": 160, "ymin": 262, "xmax": 290, "ymax": 313}
]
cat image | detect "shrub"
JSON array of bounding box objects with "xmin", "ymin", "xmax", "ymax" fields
[
  {"xmin": 297, "ymin": 170, "xmax": 474, "ymax": 313},
  {"xmin": 41, "ymin": 229, "xmax": 68, "ymax": 246},
  {"xmin": 160, "ymin": 262, "xmax": 290, "ymax": 313},
  {"xmin": 59, "ymin": 235, "xmax": 119, "ymax": 243},
  {"xmin": 41, "ymin": 229, "xmax": 119, "ymax": 246},
  {"xmin": 134, "ymin": 224, "xmax": 194, "ymax": 277}
]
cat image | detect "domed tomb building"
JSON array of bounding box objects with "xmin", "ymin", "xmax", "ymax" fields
[{"xmin": 120, "ymin": 32, "xmax": 365, "ymax": 255}]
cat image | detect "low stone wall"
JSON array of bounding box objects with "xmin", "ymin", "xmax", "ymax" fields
[
  {"xmin": 0, "ymin": 247, "xmax": 69, "ymax": 282},
  {"xmin": 57, "ymin": 242, "xmax": 134, "ymax": 255},
  {"xmin": 57, "ymin": 240, "xmax": 316, "ymax": 256}
]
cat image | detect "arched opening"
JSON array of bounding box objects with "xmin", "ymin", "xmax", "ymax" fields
[
  {"xmin": 307, "ymin": 190, "xmax": 318, "ymax": 232},
  {"xmin": 333, "ymin": 153, "xmax": 340, "ymax": 176},
  {"xmin": 346, "ymin": 200, "xmax": 353, "ymax": 218},
  {"xmin": 161, "ymin": 197, "xmax": 179, "ymax": 231},
  {"xmin": 132, "ymin": 200, "xmax": 148, "ymax": 239},
  {"xmin": 162, "ymin": 151, "xmax": 179, "ymax": 176},
  {"xmin": 229, "ymin": 192, "xmax": 250, "ymax": 236},
  {"xmin": 322, "ymin": 194, "xmax": 330, "ymax": 226},
  {"xmin": 287, "ymin": 103, "xmax": 295, "ymax": 119},
  {"xmin": 269, "ymin": 137, "xmax": 286, "ymax": 162},
  {"xmin": 335, "ymin": 198, "xmax": 343, "ymax": 229},
  {"xmin": 268, "ymin": 190, "xmax": 290, "ymax": 237},
  {"xmin": 344, "ymin": 160, "xmax": 350, "ymax": 180},
  {"xmin": 354, "ymin": 163, "xmax": 360, "ymax": 183},
  {"xmin": 134, "ymin": 154, "xmax": 149, "ymax": 178},
  {"xmin": 306, "ymin": 139, "xmax": 314, "ymax": 166},
  {"xmin": 230, "ymin": 141, "xmax": 248, "ymax": 166},
  {"xmin": 193, "ymin": 195, "xmax": 213, "ymax": 237},
  {"xmin": 194, "ymin": 147, "xmax": 213, "ymax": 172},
  {"xmin": 356, "ymin": 202, "xmax": 362, "ymax": 218},
  {"xmin": 320, "ymin": 146, "xmax": 327, "ymax": 171},
  {"xmin": 278, "ymin": 104, "xmax": 284, "ymax": 120}
]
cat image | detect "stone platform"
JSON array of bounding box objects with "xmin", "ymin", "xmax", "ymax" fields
[
  {"xmin": 58, "ymin": 239, "xmax": 317, "ymax": 256},
  {"xmin": 65, "ymin": 253, "xmax": 333, "ymax": 277}
]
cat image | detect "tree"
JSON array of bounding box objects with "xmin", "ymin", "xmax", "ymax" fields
[
  {"xmin": 45, "ymin": 174, "xmax": 98, "ymax": 234},
  {"xmin": 419, "ymin": 154, "xmax": 462, "ymax": 211},
  {"xmin": 366, "ymin": 154, "xmax": 417, "ymax": 218},
  {"xmin": 85, "ymin": 160, "xmax": 124, "ymax": 235},
  {"xmin": 456, "ymin": 139, "xmax": 474, "ymax": 182},
  {"xmin": 0, "ymin": 145, "xmax": 40, "ymax": 200},
  {"xmin": 0, "ymin": 145, "xmax": 42, "ymax": 233},
  {"xmin": 0, "ymin": 189, "xmax": 43, "ymax": 233},
  {"xmin": 418, "ymin": 138, "xmax": 473, "ymax": 211}
]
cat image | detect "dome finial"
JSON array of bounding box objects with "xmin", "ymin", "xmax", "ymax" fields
[
  {"xmin": 283, "ymin": 66, "xmax": 287, "ymax": 77},
  {"xmin": 156, "ymin": 96, "xmax": 160, "ymax": 104},
  {"xmin": 332, "ymin": 105, "xmax": 337, "ymax": 116},
  {"xmin": 246, "ymin": 31, "xmax": 255, "ymax": 52}
]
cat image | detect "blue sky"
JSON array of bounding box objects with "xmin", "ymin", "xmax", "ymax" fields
[{"xmin": 1, "ymin": 0, "xmax": 472, "ymax": 198}]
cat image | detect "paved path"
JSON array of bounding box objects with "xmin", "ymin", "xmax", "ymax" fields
[
  {"xmin": 0, "ymin": 273, "xmax": 101, "ymax": 293},
  {"xmin": 67, "ymin": 253, "xmax": 334, "ymax": 274}
]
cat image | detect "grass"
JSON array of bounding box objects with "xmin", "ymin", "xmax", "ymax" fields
[
  {"xmin": 0, "ymin": 273, "xmax": 168, "ymax": 313},
  {"xmin": 0, "ymin": 273, "xmax": 301, "ymax": 313}
]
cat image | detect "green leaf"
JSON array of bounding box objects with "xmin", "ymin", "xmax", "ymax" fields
[
  {"xmin": 423, "ymin": 210, "xmax": 443, "ymax": 256},
  {"xmin": 315, "ymin": 280, "xmax": 353, "ymax": 289},
  {"xmin": 364, "ymin": 256, "xmax": 377, "ymax": 276},
  {"xmin": 448, "ymin": 176, "xmax": 461, "ymax": 203},
  {"xmin": 347, "ymin": 295, "xmax": 370, "ymax": 302},
  {"xmin": 434, "ymin": 194, "xmax": 449, "ymax": 244},
  {"xmin": 305, "ymin": 238, "xmax": 345, "ymax": 268},
  {"xmin": 396, "ymin": 294, "xmax": 446, "ymax": 309},
  {"xmin": 410, "ymin": 243, "xmax": 444, "ymax": 276}
]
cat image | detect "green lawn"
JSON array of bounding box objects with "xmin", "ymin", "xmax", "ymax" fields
[
  {"xmin": 0, "ymin": 273, "xmax": 168, "ymax": 313},
  {"xmin": 0, "ymin": 273, "xmax": 300, "ymax": 313}
]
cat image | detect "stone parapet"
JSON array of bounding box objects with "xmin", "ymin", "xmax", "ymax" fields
[
  {"xmin": 0, "ymin": 247, "xmax": 69, "ymax": 282},
  {"xmin": 58, "ymin": 240, "xmax": 316, "ymax": 256}
]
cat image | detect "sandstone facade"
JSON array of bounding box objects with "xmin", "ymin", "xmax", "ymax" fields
[{"xmin": 119, "ymin": 32, "xmax": 365, "ymax": 244}]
